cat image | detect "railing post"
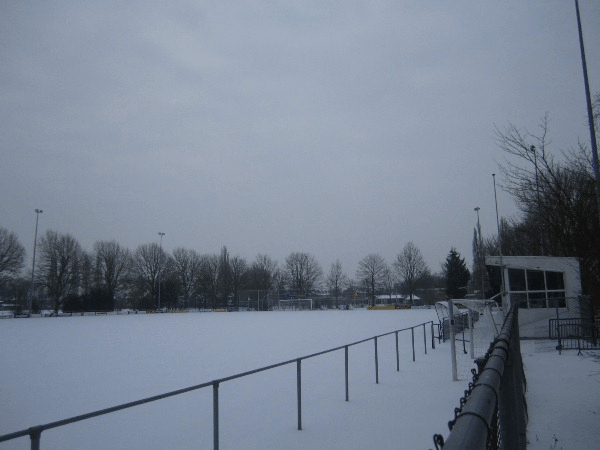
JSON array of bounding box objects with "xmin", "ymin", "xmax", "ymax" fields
[
  {"xmin": 431, "ymin": 321, "xmax": 436, "ymax": 349},
  {"xmin": 395, "ymin": 331, "xmax": 400, "ymax": 372},
  {"xmin": 556, "ymin": 307, "xmax": 563, "ymax": 354},
  {"xmin": 296, "ymin": 359, "xmax": 302, "ymax": 430},
  {"xmin": 344, "ymin": 346, "xmax": 349, "ymax": 401},
  {"xmin": 411, "ymin": 327, "xmax": 415, "ymax": 362},
  {"xmin": 374, "ymin": 337, "xmax": 379, "ymax": 384},
  {"xmin": 423, "ymin": 323, "xmax": 427, "ymax": 355},
  {"xmin": 29, "ymin": 427, "xmax": 41, "ymax": 450},
  {"xmin": 212, "ymin": 382, "xmax": 219, "ymax": 450}
]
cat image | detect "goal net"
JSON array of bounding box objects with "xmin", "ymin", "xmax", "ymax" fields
[
  {"xmin": 435, "ymin": 300, "xmax": 504, "ymax": 381},
  {"xmin": 278, "ymin": 299, "xmax": 313, "ymax": 311}
]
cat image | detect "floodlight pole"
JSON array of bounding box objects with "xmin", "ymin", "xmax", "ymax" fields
[
  {"xmin": 28, "ymin": 209, "xmax": 43, "ymax": 313},
  {"xmin": 574, "ymin": 0, "xmax": 600, "ymax": 225},
  {"xmin": 158, "ymin": 232, "xmax": 165, "ymax": 309},
  {"xmin": 492, "ymin": 175, "xmax": 501, "ymax": 253},
  {"xmin": 493, "ymin": 174, "xmax": 508, "ymax": 311},
  {"xmin": 474, "ymin": 207, "xmax": 485, "ymax": 299}
]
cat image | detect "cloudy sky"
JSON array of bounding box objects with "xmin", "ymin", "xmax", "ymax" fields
[{"xmin": 2, "ymin": 0, "xmax": 599, "ymax": 277}]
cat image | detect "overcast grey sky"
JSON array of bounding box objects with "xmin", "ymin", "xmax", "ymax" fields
[{"xmin": 2, "ymin": 0, "xmax": 599, "ymax": 277}]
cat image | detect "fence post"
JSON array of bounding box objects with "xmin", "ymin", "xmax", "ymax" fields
[
  {"xmin": 296, "ymin": 359, "xmax": 302, "ymax": 430},
  {"xmin": 374, "ymin": 337, "xmax": 379, "ymax": 384},
  {"xmin": 411, "ymin": 327, "xmax": 415, "ymax": 362},
  {"xmin": 395, "ymin": 331, "xmax": 400, "ymax": 372},
  {"xmin": 423, "ymin": 323, "xmax": 427, "ymax": 355},
  {"xmin": 556, "ymin": 306, "xmax": 563, "ymax": 354},
  {"xmin": 431, "ymin": 321, "xmax": 435, "ymax": 349},
  {"xmin": 468, "ymin": 309, "xmax": 475, "ymax": 358},
  {"xmin": 29, "ymin": 427, "xmax": 41, "ymax": 450},
  {"xmin": 212, "ymin": 382, "xmax": 219, "ymax": 450},
  {"xmin": 448, "ymin": 300, "xmax": 458, "ymax": 381},
  {"xmin": 345, "ymin": 346, "xmax": 349, "ymax": 401}
]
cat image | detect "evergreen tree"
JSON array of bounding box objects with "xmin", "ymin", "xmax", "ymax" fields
[{"xmin": 442, "ymin": 248, "xmax": 470, "ymax": 299}]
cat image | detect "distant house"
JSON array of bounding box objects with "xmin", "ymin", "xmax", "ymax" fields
[{"xmin": 485, "ymin": 255, "xmax": 582, "ymax": 338}]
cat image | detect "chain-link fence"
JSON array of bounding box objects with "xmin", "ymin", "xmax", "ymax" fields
[{"xmin": 433, "ymin": 306, "xmax": 527, "ymax": 450}]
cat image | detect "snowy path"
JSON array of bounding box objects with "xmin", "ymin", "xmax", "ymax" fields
[{"xmin": 521, "ymin": 341, "xmax": 600, "ymax": 450}]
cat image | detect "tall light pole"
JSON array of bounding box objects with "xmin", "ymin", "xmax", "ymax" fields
[
  {"xmin": 29, "ymin": 209, "xmax": 43, "ymax": 313},
  {"xmin": 493, "ymin": 174, "xmax": 508, "ymax": 311},
  {"xmin": 492, "ymin": 174, "xmax": 502, "ymax": 254},
  {"xmin": 574, "ymin": 0, "xmax": 600, "ymax": 226},
  {"xmin": 158, "ymin": 232, "xmax": 165, "ymax": 310},
  {"xmin": 474, "ymin": 207, "xmax": 485, "ymax": 299}
]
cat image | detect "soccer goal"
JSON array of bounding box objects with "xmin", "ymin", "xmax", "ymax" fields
[
  {"xmin": 436, "ymin": 299, "xmax": 504, "ymax": 381},
  {"xmin": 278, "ymin": 299, "xmax": 313, "ymax": 311},
  {"xmin": 238, "ymin": 298, "xmax": 251, "ymax": 311}
]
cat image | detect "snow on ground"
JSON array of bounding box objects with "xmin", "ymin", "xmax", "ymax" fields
[
  {"xmin": 0, "ymin": 309, "xmax": 598, "ymax": 449},
  {"xmin": 521, "ymin": 341, "xmax": 600, "ymax": 450}
]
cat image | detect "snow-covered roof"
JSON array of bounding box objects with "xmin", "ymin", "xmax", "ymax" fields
[{"xmin": 375, "ymin": 294, "xmax": 421, "ymax": 300}]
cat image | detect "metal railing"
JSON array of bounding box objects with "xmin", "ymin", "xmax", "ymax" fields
[
  {"xmin": 0, "ymin": 320, "xmax": 436, "ymax": 450},
  {"xmin": 433, "ymin": 307, "xmax": 527, "ymax": 450},
  {"xmin": 549, "ymin": 317, "xmax": 600, "ymax": 353}
]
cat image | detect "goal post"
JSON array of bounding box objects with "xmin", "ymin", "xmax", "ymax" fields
[
  {"xmin": 437, "ymin": 299, "xmax": 505, "ymax": 381},
  {"xmin": 278, "ymin": 299, "xmax": 313, "ymax": 311}
]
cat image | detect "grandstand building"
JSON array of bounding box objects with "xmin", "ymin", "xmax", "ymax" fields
[{"xmin": 485, "ymin": 255, "xmax": 582, "ymax": 338}]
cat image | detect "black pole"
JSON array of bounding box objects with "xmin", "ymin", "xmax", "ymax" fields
[
  {"xmin": 212, "ymin": 382, "xmax": 219, "ymax": 450},
  {"xmin": 575, "ymin": 0, "xmax": 600, "ymax": 225},
  {"xmin": 344, "ymin": 346, "xmax": 349, "ymax": 401},
  {"xmin": 374, "ymin": 337, "xmax": 379, "ymax": 384},
  {"xmin": 395, "ymin": 331, "xmax": 400, "ymax": 372},
  {"xmin": 411, "ymin": 327, "xmax": 415, "ymax": 362},
  {"xmin": 296, "ymin": 359, "xmax": 302, "ymax": 430},
  {"xmin": 29, "ymin": 209, "xmax": 42, "ymax": 313}
]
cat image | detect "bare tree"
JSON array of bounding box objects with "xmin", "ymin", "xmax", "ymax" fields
[
  {"xmin": 79, "ymin": 249, "xmax": 94, "ymax": 300},
  {"xmin": 355, "ymin": 253, "xmax": 388, "ymax": 307},
  {"xmin": 247, "ymin": 254, "xmax": 278, "ymax": 291},
  {"xmin": 393, "ymin": 242, "xmax": 429, "ymax": 302},
  {"xmin": 131, "ymin": 243, "xmax": 165, "ymax": 309},
  {"xmin": 94, "ymin": 240, "xmax": 131, "ymax": 309},
  {"xmin": 218, "ymin": 246, "xmax": 232, "ymax": 305},
  {"xmin": 199, "ymin": 254, "xmax": 220, "ymax": 308},
  {"xmin": 495, "ymin": 116, "xmax": 600, "ymax": 309},
  {"xmin": 326, "ymin": 260, "xmax": 348, "ymax": 307},
  {"xmin": 37, "ymin": 230, "xmax": 82, "ymax": 313},
  {"xmin": 0, "ymin": 227, "xmax": 25, "ymax": 285},
  {"xmin": 230, "ymin": 255, "xmax": 248, "ymax": 308},
  {"xmin": 382, "ymin": 265, "xmax": 396, "ymax": 302},
  {"xmin": 284, "ymin": 252, "xmax": 323, "ymax": 294},
  {"xmin": 169, "ymin": 247, "xmax": 200, "ymax": 309}
]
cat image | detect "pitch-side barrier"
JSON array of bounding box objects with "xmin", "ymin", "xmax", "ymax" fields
[{"xmin": 0, "ymin": 320, "xmax": 436, "ymax": 450}]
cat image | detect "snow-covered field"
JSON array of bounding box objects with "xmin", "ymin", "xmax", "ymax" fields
[{"xmin": 1, "ymin": 309, "xmax": 598, "ymax": 449}]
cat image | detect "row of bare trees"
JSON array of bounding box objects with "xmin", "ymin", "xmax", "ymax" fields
[
  {"xmin": 471, "ymin": 110, "xmax": 600, "ymax": 312},
  {"xmin": 1, "ymin": 227, "xmax": 470, "ymax": 312}
]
